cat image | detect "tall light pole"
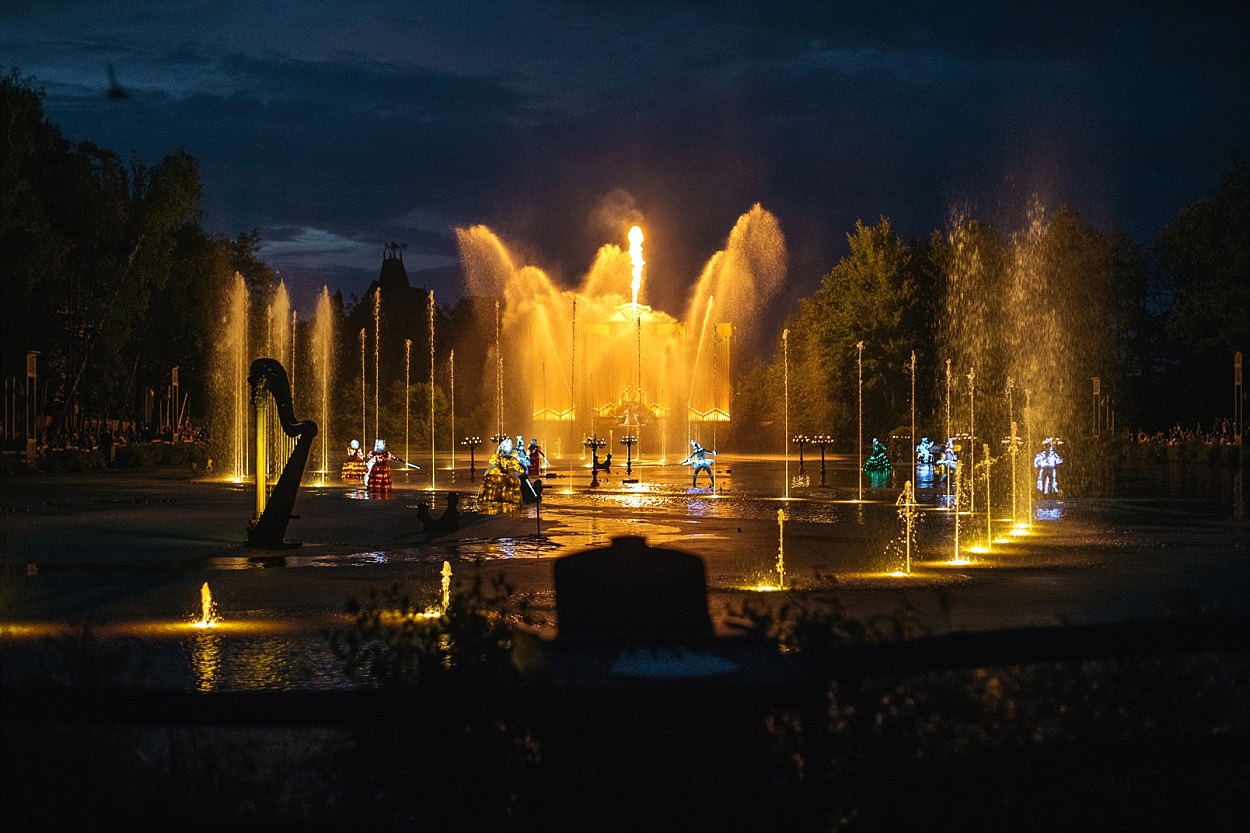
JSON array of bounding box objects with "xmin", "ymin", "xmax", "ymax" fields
[
  {"xmin": 25, "ymin": 351, "xmax": 39, "ymax": 466},
  {"xmin": 857, "ymin": 340, "xmax": 864, "ymax": 501}
]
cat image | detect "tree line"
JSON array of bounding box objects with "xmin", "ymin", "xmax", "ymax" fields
[
  {"xmin": 737, "ymin": 173, "xmax": 1247, "ymax": 452},
  {"xmin": 3, "ymin": 67, "xmax": 1245, "ymax": 458}
]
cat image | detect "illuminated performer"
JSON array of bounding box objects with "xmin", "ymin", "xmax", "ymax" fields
[
  {"xmin": 1033, "ymin": 437, "xmax": 1064, "ymax": 496},
  {"xmin": 934, "ymin": 437, "xmax": 958, "ymax": 482},
  {"xmin": 863, "ymin": 437, "xmax": 892, "ymax": 473},
  {"xmin": 915, "ymin": 437, "xmax": 935, "ymax": 466},
  {"xmin": 483, "ymin": 436, "xmax": 517, "ymax": 477},
  {"xmin": 514, "ymin": 434, "xmax": 530, "ymax": 474},
  {"xmin": 526, "ymin": 438, "xmax": 548, "ymax": 480},
  {"xmin": 365, "ymin": 438, "xmax": 415, "ymax": 495},
  {"xmin": 479, "ymin": 436, "xmax": 525, "ymax": 507},
  {"xmin": 681, "ymin": 440, "xmax": 717, "ymax": 488},
  {"xmin": 341, "ymin": 439, "xmax": 366, "ymax": 484}
]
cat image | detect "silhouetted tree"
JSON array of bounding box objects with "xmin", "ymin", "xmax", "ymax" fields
[{"xmin": 1156, "ymin": 154, "xmax": 1250, "ymax": 429}]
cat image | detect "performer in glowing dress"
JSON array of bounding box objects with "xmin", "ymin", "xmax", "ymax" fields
[
  {"xmin": 526, "ymin": 438, "xmax": 548, "ymax": 480},
  {"xmin": 365, "ymin": 438, "xmax": 414, "ymax": 495},
  {"xmin": 1033, "ymin": 438, "xmax": 1064, "ymax": 496},
  {"xmin": 681, "ymin": 440, "xmax": 718, "ymax": 488},
  {"xmin": 864, "ymin": 437, "xmax": 892, "ymax": 473},
  {"xmin": 479, "ymin": 436, "xmax": 525, "ymax": 507},
  {"xmin": 341, "ymin": 439, "xmax": 367, "ymax": 484}
]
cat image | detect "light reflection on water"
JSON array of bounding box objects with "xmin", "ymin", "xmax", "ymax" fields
[{"xmin": 9, "ymin": 457, "xmax": 1243, "ymax": 692}]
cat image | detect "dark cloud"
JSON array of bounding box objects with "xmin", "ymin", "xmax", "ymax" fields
[{"xmin": 5, "ymin": 0, "xmax": 1248, "ymax": 327}]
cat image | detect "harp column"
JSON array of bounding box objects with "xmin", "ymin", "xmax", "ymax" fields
[{"xmin": 253, "ymin": 375, "xmax": 269, "ymax": 521}]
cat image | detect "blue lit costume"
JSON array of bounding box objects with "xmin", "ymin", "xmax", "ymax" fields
[
  {"xmin": 681, "ymin": 440, "xmax": 717, "ymax": 487},
  {"xmin": 1033, "ymin": 438, "xmax": 1063, "ymax": 496},
  {"xmin": 934, "ymin": 438, "xmax": 958, "ymax": 482}
]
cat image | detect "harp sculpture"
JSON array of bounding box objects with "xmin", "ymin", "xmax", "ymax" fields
[{"xmin": 246, "ymin": 358, "xmax": 318, "ymax": 548}]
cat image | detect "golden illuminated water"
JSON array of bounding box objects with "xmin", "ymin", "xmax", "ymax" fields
[
  {"xmin": 456, "ymin": 206, "xmax": 785, "ymax": 460},
  {"xmin": 193, "ymin": 581, "xmax": 218, "ymax": 629},
  {"xmin": 775, "ymin": 507, "xmax": 786, "ymax": 589}
]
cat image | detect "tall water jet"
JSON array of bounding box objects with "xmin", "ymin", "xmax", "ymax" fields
[
  {"xmin": 981, "ymin": 442, "xmax": 994, "ymax": 553},
  {"xmin": 944, "ymin": 358, "xmax": 954, "ymax": 503},
  {"xmin": 373, "ymin": 289, "xmax": 381, "ymax": 442},
  {"xmin": 1007, "ymin": 200, "xmax": 1069, "ymax": 449},
  {"xmin": 219, "ymin": 272, "xmax": 250, "ymax": 479},
  {"xmin": 857, "ymin": 340, "xmax": 864, "ymax": 501},
  {"xmin": 1024, "ymin": 388, "xmax": 1035, "ymax": 528},
  {"xmin": 429, "ymin": 290, "xmax": 436, "ymax": 488},
  {"xmin": 311, "ymin": 286, "xmax": 335, "ymax": 478},
  {"xmin": 783, "ymin": 328, "xmax": 790, "ymax": 499},
  {"xmin": 909, "ymin": 350, "xmax": 917, "ymax": 479},
  {"xmin": 404, "ymin": 337, "xmax": 412, "ymax": 469},
  {"xmin": 449, "ymin": 349, "xmax": 456, "ymax": 473},
  {"xmin": 951, "ymin": 465, "xmax": 967, "ymax": 563},
  {"xmin": 775, "ymin": 508, "xmax": 787, "ymax": 589},
  {"xmin": 359, "ymin": 328, "xmax": 367, "ymax": 446},
  {"xmin": 967, "ymin": 368, "xmax": 976, "ymax": 513},
  {"xmin": 1006, "ymin": 376, "xmax": 1020, "ymax": 528},
  {"xmin": 494, "ymin": 299, "xmax": 503, "ymax": 438},
  {"xmin": 893, "ymin": 480, "xmax": 918, "ymax": 575},
  {"xmin": 940, "ymin": 198, "xmax": 1088, "ymax": 523},
  {"xmin": 268, "ymin": 283, "xmax": 294, "ymax": 478},
  {"xmin": 455, "ymin": 205, "xmax": 785, "ymax": 456},
  {"xmin": 206, "ymin": 271, "xmax": 252, "ymax": 477}
]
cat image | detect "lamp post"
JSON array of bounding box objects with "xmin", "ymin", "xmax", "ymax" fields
[
  {"xmin": 812, "ymin": 434, "xmax": 834, "ymax": 487},
  {"xmin": 25, "ymin": 351, "xmax": 39, "ymax": 466},
  {"xmin": 620, "ymin": 434, "xmax": 637, "ymax": 475},
  {"xmin": 461, "ymin": 436, "xmax": 482, "ymax": 481},
  {"xmin": 791, "ymin": 434, "xmax": 809, "ymax": 476},
  {"xmin": 584, "ymin": 435, "xmax": 607, "ymax": 482},
  {"xmin": 857, "ymin": 340, "xmax": 864, "ymax": 501},
  {"xmin": 1236, "ymin": 352, "xmax": 1243, "ymax": 449}
]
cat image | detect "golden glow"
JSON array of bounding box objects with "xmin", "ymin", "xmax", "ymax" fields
[
  {"xmin": 439, "ymin": 560, "xmax": 451, "ymax": 612},
  {"xmin": 193, "ymin": 581, "xmax": 219, "ymax": 628},
  {"xmin": 192, "ymin": 629, "xmax": 221, "ymax": 691},
  {"xmin": 775, "ymin": 507, "xmax": 786, "ymax": 590},
  {"xmin": 628, "ymin": 225, "xmax": 644, "ymax": 308}
]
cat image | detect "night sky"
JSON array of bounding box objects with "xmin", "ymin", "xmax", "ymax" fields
[{"xmin": 6, "ymin": 1, "xmax": 1248, "ymax": 324}]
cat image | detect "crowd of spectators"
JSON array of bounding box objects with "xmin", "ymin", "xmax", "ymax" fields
[
  {"xmin": 34, "ymin": 421, "xmax": 208, "ymax": 460},
  {"xmin": 1132, "ymin": 417, "xmax": 1243, "ymax": 447}
]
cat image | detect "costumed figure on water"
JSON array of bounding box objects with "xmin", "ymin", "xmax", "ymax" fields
[
  {"xmin": 478, "ymin": 436, "xmax": 543, "ymax": 510},
  {"xmin": 365, "ymin": 438, "xmax": 416, "ymax": 496},
  {"xmin": 526, "ymin": 438, "xmax": 548, "ymax": 480},
  {"xmin": 1033, "ymin": 437, "xmax": 1064, "ymax": 497},
  {"xmin": 681, "ymin": 440, "xmax": 717, "ymax": 488},
  {"xmin": 915, "ymin": 436, "xmax": 935, "ymax": 485},
  {"xmin": 934, "ymin": 437, "xmax": 958, "ymax": 483},
  {"xmin": 864, "ymin": 437, "xmax": 892, "ymax": 474},
  {"xmin": 341, "ymin": 439, "xmax": 366, "ymax": 484},
  {"xmin": 915, "ymin": 437, "xmax": 935, "ymax": 466}
]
